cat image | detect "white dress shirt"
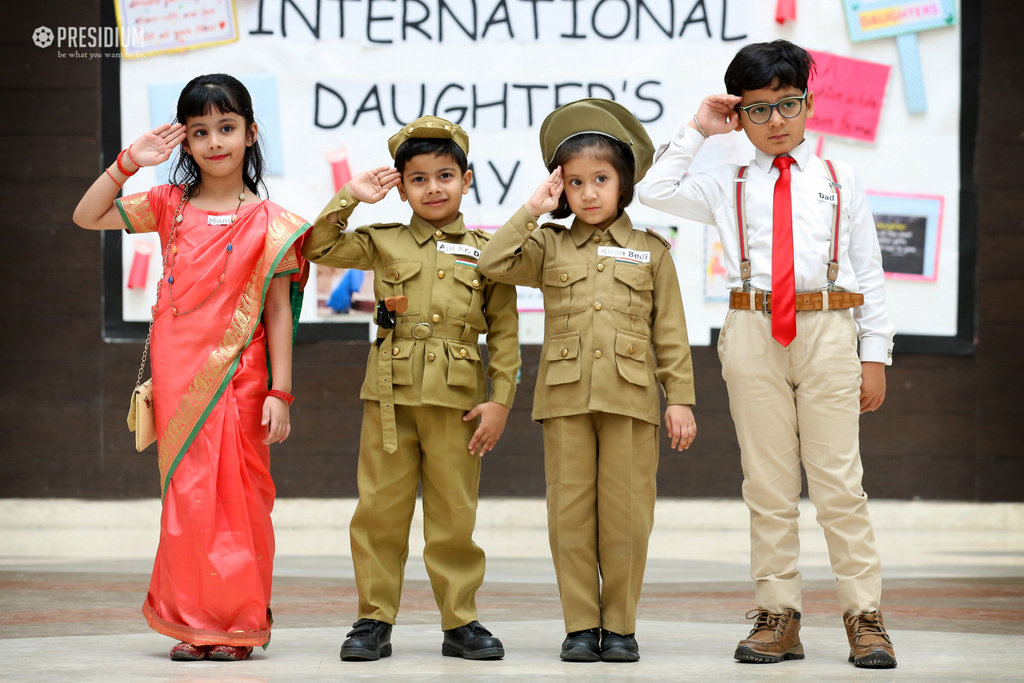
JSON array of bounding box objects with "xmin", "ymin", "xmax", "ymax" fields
[{"xmin": 638, "ymin": 124, "xmax": 895, "ymax": 365}]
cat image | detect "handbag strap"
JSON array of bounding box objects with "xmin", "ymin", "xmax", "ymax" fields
[{"xmin": 136, "ymin": 185, "xmax": 190, "ymax": 389}]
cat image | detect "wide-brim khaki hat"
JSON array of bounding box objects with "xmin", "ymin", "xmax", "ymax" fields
[
  {"xmin": 388, "ymin": 115, "xmax": 469, "ymax": 159},
  {"xmin": 539, "ymin": 98, "xmax": 654, "ymax": 183}
]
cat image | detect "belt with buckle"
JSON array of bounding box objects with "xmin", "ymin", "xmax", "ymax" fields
[
  {"xmin": 729, "ymin": 290, "xmax": 864, "ymax": 313},
  {"xmin": 383, "ymin": 322, "xmax": 474, "ymax": 341}
]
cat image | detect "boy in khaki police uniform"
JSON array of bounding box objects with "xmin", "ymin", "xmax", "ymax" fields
[
  {"xmin": 479, "ymin": 99, "xmax": 697, "ymax": 663},
  {"xmin": 302, "ymin": 117, "xmax": 520, "ymax": 661},
  {"xmin": 639, "ymin": 41, "xmax": 898, "ymax": 668}
]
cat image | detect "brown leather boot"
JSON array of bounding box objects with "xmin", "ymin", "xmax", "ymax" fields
[
  {"xmin": 844, "ymin": 611, "xmax": 897, "ymax": 668},
  {"xmin": 734, "ymin": 608, "xmax": 805, "ymax": 663}
]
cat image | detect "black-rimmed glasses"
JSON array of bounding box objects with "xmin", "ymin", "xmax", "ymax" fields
[{"xmin": 735, "ymin": 90, "xmax": 808, "ymax": 125}]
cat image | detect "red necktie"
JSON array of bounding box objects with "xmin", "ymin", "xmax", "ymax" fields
[{"xmin": 771, "ymin": 155, "xmax": 796, "ymax": 347}]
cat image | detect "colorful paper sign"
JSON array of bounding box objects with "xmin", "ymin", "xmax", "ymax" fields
[
  {"xmin": 867, "ymin": 191, "xmax": 944, "ymax": 281},
  {"xmin": 842, "ymin": 0, "xmax": 956, "ymax": 42},
  {"xmin": 807, "ymin": 50, "xmax": 891, "ymax": 143},
  {"xmin": 115, "ymin": 0, "xmax": 239, "ymax": 58}
]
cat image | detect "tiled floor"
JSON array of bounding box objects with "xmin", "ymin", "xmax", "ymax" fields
[{"xmin": 1, "ymin": 499, "xmax": 1022, "ymax": 681}]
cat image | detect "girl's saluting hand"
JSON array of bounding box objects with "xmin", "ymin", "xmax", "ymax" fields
[
  {"xmin": 347, "ymin": 166, "xmax": 402, "ymax": 204},
  {"xmin": 525, "ymin": 166, "xmax": 563, "ymax": 218},
  {"xmin": 129, "ymin": 122, "xmax": 187, "ymax": 168}
]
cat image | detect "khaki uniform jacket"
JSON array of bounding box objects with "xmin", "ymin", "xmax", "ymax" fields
[
  {"xmin": 478, "ymin": 205, "xmax": 695, "ymax": 425},
  {"xmin": 302, "ymin": 187, "xmax": 520, "ymax": 411}
]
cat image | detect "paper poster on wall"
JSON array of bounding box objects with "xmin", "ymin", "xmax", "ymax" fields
[
  {"xmin": 704, "ymin": 224, "xmax": 729, "ymax": 302},
  {"xmin": 806, "ymin": 50, "xmax": 890, "ymax": 143},
  {"xmin": 841, "ymin": 0, "xmax": 956, "ymax": 42},
  {"xmin": 115, "ymin": 0, "xmax": 240, "ymax": 58},
  {"xmin": 867, "ymin": 192, "xmax": 943, "ymax": 281},
  {"xmin": 147, "ymin": 74, "xmax": 285, "ymax": 184}
]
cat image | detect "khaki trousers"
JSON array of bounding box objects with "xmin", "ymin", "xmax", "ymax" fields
[
  {"xmin": 350, "ymin": 401, "xmax": 485, "ymax": 630},
  {"xmin": 543, "ymin": 412, "xmax": 659, "ymax": 635},
  {"xmin": 719, "ymin": 308, "xmax": 882, "ymax": 614}
]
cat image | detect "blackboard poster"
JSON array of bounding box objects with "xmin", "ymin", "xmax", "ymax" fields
[{"xmin": 867, "ymin": 193, "xmax": 944, "ymax": 281}]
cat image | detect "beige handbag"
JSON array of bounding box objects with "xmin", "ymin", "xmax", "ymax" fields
[{"xmin": 128, "ymin": 378, "xmax": 156, "ymax": 451}]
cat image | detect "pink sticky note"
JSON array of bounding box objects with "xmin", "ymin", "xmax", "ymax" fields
[{"xmin": 806, "ymin": 50, "xmax": 891, "ymax": 143}]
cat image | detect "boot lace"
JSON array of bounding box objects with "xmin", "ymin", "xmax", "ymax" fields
[
  {"xmin": 845, "ymin": 612, "xmax": 891, "ymax": 645},
  {"xmin": 745, "ymin": 609, "xmax": 788, "ymax": 640}
]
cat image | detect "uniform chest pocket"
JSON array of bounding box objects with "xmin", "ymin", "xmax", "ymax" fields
[
  {"xmin": 542, "ymin": 263, "xmax": 588, "ymax": 316},
  {"xmin": 446, "ymin": 264, "xmax": 487, "ymax": 331},
  {"xmin": 544, "ymin": 331, "xmax": 581, "ymax": 385},
  {"xmin": 614, "ymin": 329, "xmax": 651, "ymax": 386},
  {"xmin": 612, "ymin": 264, "xmax": 654, "ymax": 319},
  {"xmin": 380, "ymin": 260, "xmax": 422, "ymax": 316}
]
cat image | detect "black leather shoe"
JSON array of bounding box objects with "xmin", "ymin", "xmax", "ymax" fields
[
  {"xmin": 441, "ymin": 621, "xmax": 505, "ymax": 660},
  {"xmin": 600, "ymin": 629, "xmax": 640, "ymax": 662},
  {"xmin": 340, "ymin": 619, "xmax": 393, "ymax": 661},
  {"xmin": 560, "ymin": 628, "xmax": 601, "ymax": 662}
]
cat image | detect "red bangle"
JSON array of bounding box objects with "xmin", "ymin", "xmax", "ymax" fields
[
  {"xmin": 116, "ymin": 149, "xmax": 138, "ymax": 177},
  {"xmin": 126, "ymin": 144, "xmax": 140, "ymax": 168},
  {"xmin": 104, "ymin": 167, "xmax": 122, "ymax": 188},
  {"xmin": 268, "ymin": 389, "xmax": 294, "ymax": 405}
]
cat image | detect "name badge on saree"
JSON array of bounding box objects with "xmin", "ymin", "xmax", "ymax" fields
[
  {"xmin": 597, "ymin": 246, "xmax": 650, "ymax": 265},
  {"xmin": 208, "ymin": 215, "xmax": 233, "ymax": 225}
]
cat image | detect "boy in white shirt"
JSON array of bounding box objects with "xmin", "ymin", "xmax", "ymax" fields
[{"xmin": 638, "ymin": 40, "xmax": 897, "ymax": 669}]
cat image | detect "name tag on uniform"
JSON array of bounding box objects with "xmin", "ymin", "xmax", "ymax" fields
[
  {"xmin": 818, "ymin": 190, "xmax": 838, "ymax": 204},
  {"xmin": 207, "ymin": 215, "xmax": 234, "ymax": 225},
  {"xmin": 597, "ymin": 246, "xmax": 650, "ymax": 265},
  {"xmin": 437, "ymin": 242, "xmax": 481, "ymax": 259}
]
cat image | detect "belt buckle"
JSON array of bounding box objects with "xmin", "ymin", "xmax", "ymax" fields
[
  {"xmin": 761, "ymin": 292, "xmax": 771, "ymax": 315},
  {"xmin": 411, "ymin": 322, "xmax": 433, "ymax": 339}
]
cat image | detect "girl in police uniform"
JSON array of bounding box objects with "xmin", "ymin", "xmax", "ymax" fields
[{"xmin": 478, "ymin": 99, "xmax": 697, "ymax": 663}]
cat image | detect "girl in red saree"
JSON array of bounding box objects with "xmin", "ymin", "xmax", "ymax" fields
[{"xmin": 73, "ymin": 74, "xmax": 310, "ymax": 661}]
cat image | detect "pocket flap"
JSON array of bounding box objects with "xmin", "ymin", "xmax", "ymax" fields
[
  {"xmin": 447, "ymin": 340, "xmax": 482, "ymax": 361},
  {"xmin": 614, "ymin": 330, "xmax": 648, "ymax": 362},
  {"xmin": 389, "ymin": 339, "xmax": 415, "ymax": 359},
  {"xmin": 382, "ymin": 260, "xmax": 422, "ymax": 284},
  {"xmin": 613, "ymin": 264, "xmax": 654, "ymax": 291},
  {"xmin": 453, "ymin": 264, "xmax": 483, "ymax": 288},
  {"xmin": 544, "ymin": 263, "xmax": 588, "ymax": 288},
  {"xmin": 546, "ymin": 331, "xmax": 581, "ymax": 361}
]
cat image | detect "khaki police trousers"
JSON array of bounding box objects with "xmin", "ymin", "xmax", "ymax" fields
[
  {"xmin": 719, "ymin": 308, "xmax": 882, "ymax": 614},
  {"xmin": 543, "ymin": 412, "xmax": 659, "ymax": 635},
  {"xmin": 350, "ymin": 401, "xmax": 485, "ymax": 630}
]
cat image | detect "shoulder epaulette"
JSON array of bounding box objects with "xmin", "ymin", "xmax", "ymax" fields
[
  {"xmin": 540, "ymin": 221, "xmax": 566, "ymax": 230},
  {"xmin": 355, "ymin": 222, "xmax": 403, "ymax": 234},
  {"xmin": 645, "ymin": 228, "xmax": 672, "ymax": 249},
  {"xmin": 471, "ymin": 228, "xmax": 492, "ymax": 241}
]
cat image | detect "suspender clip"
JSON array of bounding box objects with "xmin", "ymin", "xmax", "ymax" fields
[
  {"xmin": 826, "ymin": 261, "xmax": 840, "ymax": 291},
  {"xmin": 740, "ymin": 260, "xmax": 752, "ymax": 292}
]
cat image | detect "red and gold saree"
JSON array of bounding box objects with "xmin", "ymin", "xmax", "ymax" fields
[{"xmin": 117, "ymin": 184, "xmax": 309, "ymax": 647}]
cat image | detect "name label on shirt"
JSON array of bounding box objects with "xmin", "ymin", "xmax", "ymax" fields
[
  {"xmin": 598, "ymin": 246, "xmax": 651, "ymax": 264},
  {"xmin": 818, "ymin": 191, "xmax": 837, "ymax": 205},
  {"xmin": 437, "ymin": 242, "xmax": 481, "ymax": 259},
  {"xmin": 207, "ymin": 215, "xmax": 234, "ymax": 225}
]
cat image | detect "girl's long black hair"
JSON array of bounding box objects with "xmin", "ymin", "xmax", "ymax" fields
[{"xmin": 169, "ymin": 74, "xmax": 268, "ymax": 198}]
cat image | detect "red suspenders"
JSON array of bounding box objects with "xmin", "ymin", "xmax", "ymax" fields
[{"xmin": 733, "ymin": 159, "xmax": 842, "ymax": 293}]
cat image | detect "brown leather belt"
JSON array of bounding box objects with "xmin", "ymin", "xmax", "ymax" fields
[{"xmin": 729, "ymin": 290, "xmax": 864, "ymax": 313}]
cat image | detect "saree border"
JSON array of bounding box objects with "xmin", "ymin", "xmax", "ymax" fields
[
  {"xmin": 157, "ymin": 212, "xmax": 310, "ymax": 497},
  {"xmin": 142, "ymin": 601, "xmax": 270, "ymax": 647},
  {"xmin": 115, "ymin": 193, "xmax": 157, "ymax": 234}
]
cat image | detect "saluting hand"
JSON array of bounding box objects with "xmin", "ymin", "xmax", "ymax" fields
[
  {"xmin": 525, "ymin": 166, "xmax": 564, "ymax": 218},
  {"xmin": 348, "ymin": 166, "xmax": 402, "ymax": 204},
  {"xmin": 464, "ymin": 402, "xmax": 510, "ymax": 457},
  {"xmin": 129, "ymin": 122, "xmax": 187, "ymax": 169},
  {"xmin": 665, "ymin": 404, "xmax": 697, "ymax": 451},
  {"xmin": 693, "ymin": 94, "xmax": 744, "ymax": 136}
]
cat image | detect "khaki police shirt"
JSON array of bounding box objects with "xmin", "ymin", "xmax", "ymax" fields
[
  {"xmin": 478, "ymin": 205, "xmax": 694, "ymax": 425},
  {"xmin": 302, "ymin": 187, "xmax": 520, "ymax": 411}
]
